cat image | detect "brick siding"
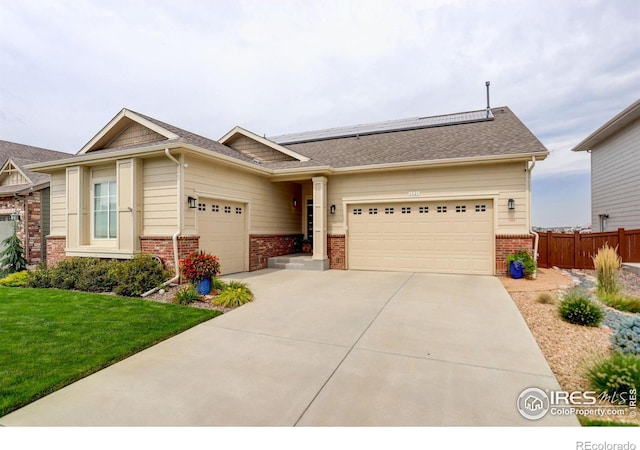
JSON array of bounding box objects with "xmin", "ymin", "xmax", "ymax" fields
[
  {"xmin": 495, "ymin": 234, "xmax": 534, "ymax": 274},
  {"xmin": 46, "ymin": 235, "xmax": 66, "ymax": 267},
  {"xmin": 140, "ymin": 235, "xmax": 199, "ymax": 272},
  {"xmin": 328, "ymin": 234, "xmax": 346, "ymax": 270},
  {"xmin": 1, "ymin": 191, "xmax": 44, "ymax": 263},
  {"xmin": 249, "ymin": 234, "xmax": 302, "ymax": 271}
]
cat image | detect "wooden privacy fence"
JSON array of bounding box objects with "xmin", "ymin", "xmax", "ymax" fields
[{"xmin": 537, "ymin": 228, "xmax": 640, "ymax": 269}]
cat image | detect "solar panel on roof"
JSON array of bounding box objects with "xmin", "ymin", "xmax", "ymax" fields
[{"xmin": 271, "ymin": 109, "xmax": 494, "ymax": 144}]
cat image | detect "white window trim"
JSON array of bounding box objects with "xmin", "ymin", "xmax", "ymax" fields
[{"xmin": 91, "ymin": 179, "xmax": 117, "ymax": 240}]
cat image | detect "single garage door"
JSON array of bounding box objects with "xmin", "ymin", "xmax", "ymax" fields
[
  {"xmin": 197, "ymin": 199, "xmax": 246, "ymax": 274},
  {"xmin": 0, "ymin": 218, "xmax": 14, "ymax": 255},
  {"xmin": 348, "ymin": 200, "xmax": 493, "ymax": 274}
]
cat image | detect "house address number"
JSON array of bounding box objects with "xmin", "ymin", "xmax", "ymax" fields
[{"xmin": 408, "ymin": 191, "xmax": 421, "ymax": 197}]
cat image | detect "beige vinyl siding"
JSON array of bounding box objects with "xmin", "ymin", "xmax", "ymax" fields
[
  {"xmin": 49, "ymin": 170, "xmax": 67, "ymax": 235},
  {"xmin": 183, "ymin": 154, "xmax": 300, "ymax": 235},
  {"xmin": 142, "ymin": 156, "xmax": 178, "ymax": 234},
  {"xmin": 105, "ymin": 123, "xmax": 166, "ymax": 149},
  {"xmin": 327, "ymin": 162, "xmax": 528, "ymax": 235},
  {"xmin": 591, "ymin": 121, "xmax": 640, "ymax": 231}
]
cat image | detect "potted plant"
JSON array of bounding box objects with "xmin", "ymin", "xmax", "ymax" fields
[
  {"xmin": 301, "ymin": 239, "xmax": 312, "ymax": 254},
  {"xmin": 179, "ymin": 251, "xmax": 221, "ymax": 295},
  {"xmin": 505, "ymin": 250, "xmax": 537, "ymax": 280}
]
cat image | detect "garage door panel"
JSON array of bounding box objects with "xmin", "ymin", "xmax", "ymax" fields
[
  {"xmin": 348, "ymin": 200, "xmax": 493, "ymax": 275},
  {"xmin": 197, "ymin": 200, "xmax": 246, "ymax": 274}
]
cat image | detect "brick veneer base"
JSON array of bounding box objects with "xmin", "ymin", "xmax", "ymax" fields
[
  {"xmin": 496, "ymin": 234, "xmax": 534, "ymax": 274},
  {"xmin": 140, "ymin": 235, "xmax": 199, "ymax": 272},
  {"xmin": 249, "ymin": 234, "xmax": 302, "ymax": 271},
  {"xmin": 328, "ymin": 234, "xmax": 346, "ymax": 270},
  {"xmin": 46, "ymin": 235, "xmax": 66, "ymax": 267}
]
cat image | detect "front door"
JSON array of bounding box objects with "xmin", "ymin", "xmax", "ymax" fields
[{"xmin": 306, "ymin": 198, "xmax": 313, "ymax": 246}]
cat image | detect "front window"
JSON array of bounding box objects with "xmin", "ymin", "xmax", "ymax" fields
[{"xmin": 94, "ymin": 181, "xmax": 117, "ymax": 239}]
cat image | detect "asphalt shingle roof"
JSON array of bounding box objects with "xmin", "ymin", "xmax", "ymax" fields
[
  {"xmin": 0, "ymin": 140, "xmax": 70, "ymax": 192},
  {"xmin": 263, "ymin": 107, "xmax": 547, "ymax": 169}
]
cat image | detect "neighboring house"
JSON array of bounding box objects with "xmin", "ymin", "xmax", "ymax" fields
[
  {"xmin": 0, "ymin": 140, "xmax": 70, "ymax": 263},
  {"xmin": 573, "ymin": 99, "xmax": 640, "ymax": 232},
  {"xmin": 26, "ymin": 106, "xmax": 548, "ymax": 275}
]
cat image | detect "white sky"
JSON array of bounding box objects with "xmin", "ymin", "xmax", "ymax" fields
[{"xmin": 1, "ymin": 0, "xmax": 639, "ymax": 225}]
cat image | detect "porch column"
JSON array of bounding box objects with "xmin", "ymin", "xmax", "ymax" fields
[{"xmin": 312, "ymin": 176, "xmax": 328, "ymax": 261}]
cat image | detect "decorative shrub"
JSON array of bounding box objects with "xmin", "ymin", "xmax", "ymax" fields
[
  {"xmin": 0, "ymin": 270, "xmax": 29, "ymax": 287},
  {"xmin": 593, "ymin": 243, "xmax": 621, "ymax": 297},
  {"xmin": 26, "ymin": 255, "xmax": 170, "ymax": 297},
  {"xmin": 558, "ymin": 289, "xmax": 603, "ymax": 327},
  {"xmin": 599, "ymin": 292, "xmax": 640, "ymax": 314},
  {"xmin": 180, "ymin": 252, "xmax": 221, "ymax": 282},
  {"xmin": 505, "ymin": 249, "xmax": 536, "ymax": 277},
  {"xmin": 211, "ymin": 277, "xmax": 228, "ymax": 292},
  {"xmin": 536, "ymin": 292, "xmax": 556, "ymax": 305},
  {"xmin": 585, "ymin": 352, "xmax": 640, "ymax": 402},
  {"xmin": 113, "ymin": 254, "xmax": 171, "ymax": 297},
  {"xmin": 174, "ymin": 284, "xmax": 200, "ymax": 305},
  {"xmin": 0, "ymin": 223, "xmax": 27, "ymax": 277},
  {"xmin": 611, "ymin": 317, "xmax": 640, "ymax": 355},
  {"xmin": 213, "ymin": 281, "xmax": 254, "ymax": 308}
]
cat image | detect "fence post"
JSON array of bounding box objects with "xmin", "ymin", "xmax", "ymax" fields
[
  {"xmin": 618, "ymin": 228, "xmax": 626, "ymax": 262},
  {"xmin": 574, "ymin": 231, "xmax": 580, "ymax": 268},
  {"xmin": 546, "ymin": 230, "xmax": 552, "ymax": 267}
]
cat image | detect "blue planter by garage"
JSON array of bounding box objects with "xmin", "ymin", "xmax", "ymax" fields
[
  {"xmin": 196, "ymin": 278, "xmax": 212, "ymax": 295},
  {"xmin": 509, "ymin": 261, "xmax": 524, "ymax": 279}
]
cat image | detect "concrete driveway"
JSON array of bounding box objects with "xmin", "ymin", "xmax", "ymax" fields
[{"xmin": 0, "ymin": 270, "xmax": 577, "ymax": 426}]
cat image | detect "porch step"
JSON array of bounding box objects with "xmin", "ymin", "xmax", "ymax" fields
[{"xmin": 267, "ymin": 254, "xmax": 329, "ymax": 271}]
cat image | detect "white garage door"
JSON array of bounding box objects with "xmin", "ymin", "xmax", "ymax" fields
[
  {"xmin": 197, "ymin": 199, "xmax": 246, "ymax": 274},
  {"xmin": 0, "ymin": 218, "xmax": 14, "ymax": 254},
  {"xmin": 348, "ymin": 200, "xmax": 493, "ymax": 274}
]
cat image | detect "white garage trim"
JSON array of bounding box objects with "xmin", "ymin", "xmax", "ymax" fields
[{"xmin": 343, "ymin": 193, "xmax": 498, "ymax": 275}]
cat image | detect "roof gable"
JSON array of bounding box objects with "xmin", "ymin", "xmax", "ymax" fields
[
  {"xmin": 572, "ymin": 99, "xmax": 640, "ymax": 152},
  {"xmin": 0, "ymin": 159, "xmax": 31, "ymax": 187},
  {"xmin": 78, "ymin": 109, "xmax": 178, "ymax": 154},
  {"xmin": 219, "ymin": 126, "xmax": 310, "ymax": 162}
]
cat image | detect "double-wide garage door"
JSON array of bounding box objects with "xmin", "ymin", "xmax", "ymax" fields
[
  {"xmin": 197, "ymin": 199, "xmax": 246, "ymax": 274},
  {"xmin": 348, "ymin": 200, "xmax": 493, "ymax": 275}
]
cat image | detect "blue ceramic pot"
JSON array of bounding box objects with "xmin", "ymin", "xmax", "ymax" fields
[
  {"xmin": 509, "ymin": 261, "xmax": 524, "ymax": 279},
  {"xmin": 196, "ymin": 278, "xmax": 212, "ymax": 295}
]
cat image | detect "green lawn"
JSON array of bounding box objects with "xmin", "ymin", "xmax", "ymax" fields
[{"xmin": 0, "ymin": 287, "xmax": 220, "ymax": 417}]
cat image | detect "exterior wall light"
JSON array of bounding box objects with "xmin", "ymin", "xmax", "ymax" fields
[
  {"xmin": 330, "ymin": 205, "xmax": 336, "ymax": 215},
  {"xmin": 507, "ymin": 198, "xmax": 515, "ymax": 211},
  {"xmin": 187, "ymin": 196, "xmax": 197, "ymax": 209},
  {"xmin": 292, "ymin": 197, "xmax": 297, "ymax": 208}
]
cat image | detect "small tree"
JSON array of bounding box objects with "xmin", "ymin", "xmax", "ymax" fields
[{"xmin": 0, "ymin": 222, "xmax": 27, "ymax": 277}]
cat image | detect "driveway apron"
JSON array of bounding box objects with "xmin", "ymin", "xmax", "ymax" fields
[{"xmin": 0, "ymin": 270, "xmax": 577, "ymax": 426}]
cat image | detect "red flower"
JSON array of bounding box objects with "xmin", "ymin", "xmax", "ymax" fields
[{"xmin": 179, "ymin": 252, "xmax": 221, "ymax": 281}]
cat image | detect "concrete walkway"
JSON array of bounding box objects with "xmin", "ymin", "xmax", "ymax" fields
[{"xmin": 0, "ymin": 270, "xmax": 577, "ymax": 426}]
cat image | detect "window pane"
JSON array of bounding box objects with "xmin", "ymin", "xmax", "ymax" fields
[
  {"xmin": 95, "ymin": 211, "xmax": 107, "ymax": 238},
  {"xmin": 109, "ymin": 181, "xmax": 116, "ymax": 196},
  {"xmin": 94, "ymin": 196, "xmax": 106, "ymax": 211},
  {"xmin": 109, "ymin": 211, "xmax": 117, "ymax": 238}
]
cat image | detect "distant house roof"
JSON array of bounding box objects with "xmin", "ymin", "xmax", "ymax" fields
[
  {"xmin": 572, "ymin": 99, "xmax": 640, "ymax": 152},
  {"xmin": 0, "ymin": 140, "xmax": 70, "ymax": 195},
  {"xmin": 264, "ymin": 106, "xmax": 547, "ymax": 170}
]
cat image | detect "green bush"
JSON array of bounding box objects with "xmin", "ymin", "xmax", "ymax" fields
[
  {"xmin": 585, "ymin": 352, "xmax": 640, "ymax": 402},
  {"xmin": 558, "ymin": 289, "xmax": 603, "ymax": 327},
  {"xmin": 611, "ymin": 317, "xmax": 640, "ymax": 355},
  {"xmin": 213, "ymin": 281, "xmax": 254, "ymax": 308},
  {"xmin": 113, "ymin": 254, "xmax": 171, "ymax": 297},
  {"xmin": 0, "ymin": 270, "xmax": 29, "ymax": 287},
  {"xmin": 27, "ymin": 263, "xmax": 51, "ymax": 288},
  {"xmin": 211, "ymin": 277, "xmax": 228, "ymax": 292},
  {"xmin": 174, "ymin": 284, "xmax": 200, "ymax": 305},
  {"xmin": 599, "ymin": 292, "xmax": 640, "ymax": 314},
  {"xmin": 25, "ymin": 255, "xmax": 170, "ymax": 297}
]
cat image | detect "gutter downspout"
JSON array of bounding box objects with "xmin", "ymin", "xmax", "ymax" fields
[
  {"xmin": 527, "ymin": 156, "xmax": 539, "ymax": 264},
  {"xmin": 142, "ymin": 149, "xmax": 182, "ymax": 297}
]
